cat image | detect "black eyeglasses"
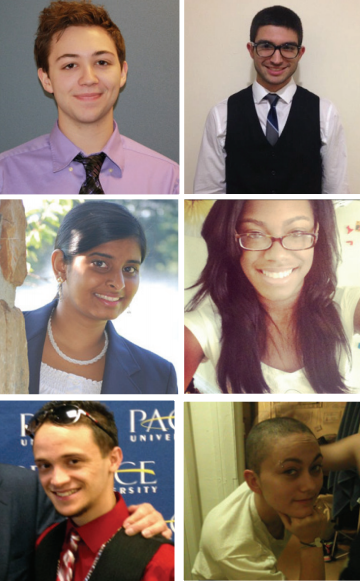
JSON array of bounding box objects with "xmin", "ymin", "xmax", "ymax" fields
[
  {"xmin": 25, "ymin": 403, "xmax": 115, "ymax": 443},
  {"xmin": 250, "ymin": 41, "xmax": 301, "ymax": 59},
  {"xmin": 235, "ymin": 231, "xmax": 318, "ymax": 251}
]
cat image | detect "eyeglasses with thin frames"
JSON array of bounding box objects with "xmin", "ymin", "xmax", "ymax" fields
[{"xmin": 235, "ymin": 231, "xmax": 318, "ymax": 251}]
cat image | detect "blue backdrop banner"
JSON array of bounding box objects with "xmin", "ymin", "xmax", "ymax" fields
[{"xmin": 0, "ymin": 400, "xmax": 175, "ymax": 535}]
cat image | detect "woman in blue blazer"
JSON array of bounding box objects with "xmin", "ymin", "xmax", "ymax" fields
[{"xmin": 24, "ymin": 202, "xmax": 177, "ymax": 394}]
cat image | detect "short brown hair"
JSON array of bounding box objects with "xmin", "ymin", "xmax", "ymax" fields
[
  {"xmin": 34, "ymin": 400, "xmax": 119, "ymax": 457},
  {"xmin": 34, "ymin": 0, "xmax": 126, "ymax": 74}
]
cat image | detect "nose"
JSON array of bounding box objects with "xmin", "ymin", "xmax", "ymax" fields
[
  {"xmin": 263, "ymin": 239, "xmax": 289, "ymax": 260},
  {"xmin": 50, "ymin": 465, "xmax": 71, "ymax": 488},
  {"xmin": 79, "ymin": 64, "xmax": 98, "ymax": 85},
  {"xmin": 108, "ymin": 270, "xmax": 125, "ymax": 291},
  {"xmin": 269, "ymin": 48, "xmax": 283, "ymax": 64},
  {"xmin": 298, "ymin": 472, "xmax": 318, "ymax": 495}
]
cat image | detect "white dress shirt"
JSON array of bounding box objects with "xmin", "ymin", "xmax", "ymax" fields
[{"xmin": 194, "ymin": 79, "xmax": 349, "ymax": 196}]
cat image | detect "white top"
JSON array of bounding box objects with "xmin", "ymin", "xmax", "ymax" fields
[
  {"xmin": 192, "ymin": 482, "xmax": 290, "ymax": 580},
  {"xmin": 39, "ymin": 362, "xmax": 102, "ymax": 394},
  {"xmin": 194, "ymin": 79, "xmax": 349, "ymax": 196},
  {"xmin": 184, "ymin": 287, "xmax": 360, "ymax": 394}
]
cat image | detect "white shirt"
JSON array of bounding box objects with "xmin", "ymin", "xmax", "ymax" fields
[
  {"xmin": 39, "ymin": 362, "xmax": 102, "ymax": 394},
  {"xmin": 184, "ymin": 287, "xmax": 360, "ymax": 394},
  {"xmin": 194, "ymin": 79, "xmax": 349, "ymax": 196},
  {"xmin": 192, "ymin": 482, "xmax": 290, "ymax": 580}
]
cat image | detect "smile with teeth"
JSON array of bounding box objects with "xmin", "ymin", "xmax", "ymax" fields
[
  {"xmin": 261, "ymin": 268, "xmax": 294, "ymax": 279},
  {"xmin": 53, "ymin": 489, "xmax": 79, "ymax": 497},
  {"xmin": 95, "ymin": 293, "xmax": 120, "ymax": 302}
]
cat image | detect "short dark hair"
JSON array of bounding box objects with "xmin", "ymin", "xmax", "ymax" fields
[
  {"xmin": 250, "ymin": 5, "xmax": 303, "ymax": 45},
  {"xmin": 34, "ymin": 400, "xmax": 119, "ymax": 456},
  {"xmin": 34, "ymin": 0, "xmax": 126, "ymax": 74},
  {"xmin": 55, "ymin": 201, "xmax": 147, "ymax": 264},
  {"xmin": 246, "ymin": 417, "xmax": 315, "ymax": 474}
]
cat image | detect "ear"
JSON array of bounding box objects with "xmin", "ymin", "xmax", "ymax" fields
[
  {"xmin": 119, "ymin": 61, "xmax": 128, "ymax": 89},
  {"xmin": 51, "ymin": 249, "xmax": 67, "ymax": 281},
  {"xmin": 244, "ymin": 469, "xmax": 263, "ymax": 495},
  {"xmin": 247, "ymin": 42, "xmax": 255, "ymax": 60},
  {"xmin": 109, "ymin": 446, "xmax": 123, "ymax": 474},
  {"xmin": 38, "ymin": 68, "xmax": 54, "ymax": 94},
  {"xmin": 298, "ymin": 46, "xmax": 306, "ymax": 61}
]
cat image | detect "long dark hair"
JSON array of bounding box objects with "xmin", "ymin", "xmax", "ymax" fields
[
  {"xmin": 55, "ymin": 201, "xmax": 147, "ymax": 262},
  {"xmin": 187, "ymin": 200, "xmax": 350, "ymax": 394}
]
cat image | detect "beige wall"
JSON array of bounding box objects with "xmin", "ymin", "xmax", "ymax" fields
[{"xmin": 185, "ymin": 0, "xmax": 360, "ymax": 194}]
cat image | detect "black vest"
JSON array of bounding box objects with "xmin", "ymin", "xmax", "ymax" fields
[
  {"xmin": 35, "ymin": 521, "xmax": 173, "ymax": 581},
  {"xmin": 225, "ymin": 85, "xmax": 322, "ymax": 195}
]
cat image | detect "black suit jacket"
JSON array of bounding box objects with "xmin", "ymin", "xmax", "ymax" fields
[{"xmin": 0, "ymin": 464, "xmax": 57, "ymax": 581}]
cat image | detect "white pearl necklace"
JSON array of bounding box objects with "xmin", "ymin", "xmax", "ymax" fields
[{"xmin": 47, "ymin": 310, "xmax": 109, "ymax": 366}]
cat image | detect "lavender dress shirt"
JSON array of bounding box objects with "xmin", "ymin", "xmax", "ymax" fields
[{"xmin": 0, "ymin": 122, "xmax": 179, "ymax": 196}]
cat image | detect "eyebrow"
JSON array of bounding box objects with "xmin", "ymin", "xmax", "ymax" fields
[
  {"xmin": 35, "ymin": 453, "xmax": 88, "ymax": 462},
  {"xmin": 239, "ymin": 215, "xmax": 312, "ymax": 228},
  {"xmin": 88, "ymin": 252, "xmax": 141, "ymax": 264},
  {"xmin": 56, "ymin": 50, "xmax": 116, "ymax": 62},
  {"xmin": 281, "ymin": 452, "xmax": 323, "ymax": 465}
]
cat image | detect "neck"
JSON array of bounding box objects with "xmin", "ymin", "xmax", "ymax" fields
[
  {"xmin": 258, "ymin": 294, "xmax": 299, "ymax": 325},
  {"xmin": 72, "ymin": 491, "xmax": 117, "ymax": 527},
  {"xmin": 52, "ymin": 299, "xmax": 107, "ymax": 351},
  {"xmin": 254, "ymin": 494, "xmax": 284, "ymax": 539},
  {"xmin": 58, "ymin": 113, "xmax": 114, "ymax": 155}
]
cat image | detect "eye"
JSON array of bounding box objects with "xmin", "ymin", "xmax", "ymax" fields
[
  {"xmin": 36, "ymin": 462, "xmax": 51, "ymax": 472},
  {"xmin": 246, "ymin": 232, "xmax": 266, "ymax": 240},
  {"xmin": 97, "ymin": 60, "xmax": 109, "ymax": 66},
  {"xmin": 123, "ymin": 265, "xmax": 139, "ymax": 275},
  {"xmin": 311, "ymin": 464, "xmax": 323, "ymax": 474},
  {"xmin": 64, "ymin": 63, "xmax": 77, "ymax": 70},
  {"xmin": 69, "ymin": 459, "xmax": 79, "ymax": 466},
  {"xmin": 283, "ymin": 468, "xmax": 298, "ymax": 476},
  {"xmin": 92, "ymin": 260, "xmax": 108, "ymax": 269}
]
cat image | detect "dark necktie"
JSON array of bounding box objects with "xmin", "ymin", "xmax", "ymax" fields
[
  {"xmin": 73, "ymin": 152, "xmax": 106, "ymax": 195},
  {"xmin": 265, "ymin": 94, "xmax": 280, "ymax": 146}
]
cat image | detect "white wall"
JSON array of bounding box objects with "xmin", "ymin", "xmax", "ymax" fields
[
  {"xmin": 185, "ymin": 0, "xmax": 360, "ymax": 194},
  {"xmin": 184, "ymin": 402, "xmax": 245, "ymax": 580}
]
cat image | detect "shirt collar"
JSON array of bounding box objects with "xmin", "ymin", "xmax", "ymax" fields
[
  {"xmin": 66, "ymin": 492, "xmax": 129, "ymax": 555},
  {"xmin": 252, "ymin": 78, "xmax": 297, "ymax": 104},
  {"xmin": 49, "ymin": 121, "xmax": 125, "ymax": 173}
]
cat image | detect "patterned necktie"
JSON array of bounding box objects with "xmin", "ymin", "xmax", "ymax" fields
[
  {"xmin": 56, "ymin": 529, "xmax": 81, "ymax": 581},
  {"xmin": 265, "ymin": 94, "xmax": 280, "ymax": 146},
  {"xmin": 73, "ymin": 152, "xmax": 106, "ymax": 195}
]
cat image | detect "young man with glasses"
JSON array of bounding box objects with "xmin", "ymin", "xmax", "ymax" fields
[
  {"xmin": 0, "ymin": 0, "xmax": 179, "ymax": 196},
  {"xmin": 25, "ymin": 401, "xmax": 174, "ymax": 581},
  {"xmin": 193, "ymin": 5, "xmax": 348, "ymax": 196}
]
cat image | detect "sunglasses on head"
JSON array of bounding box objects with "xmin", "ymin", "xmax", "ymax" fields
[{"xmin": 25, "ymin": 403, "xmax": 115, "ymax": 444}]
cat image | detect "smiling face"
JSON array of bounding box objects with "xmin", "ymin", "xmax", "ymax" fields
[
  {"xmin": 33, "ymin": 422, "xmax": 122, "ymax": 526},
  {"xmin": 238, "ymin": 200, "xmax": 317, "ymax": 307},
  {"xmin": 38, "ymin": 25, "xmax": 127, "ymax": 134},
  {"xmin": 251, "ymin": 433, "xmax": 323, "ymax": 519},
  {"xmin": 247, "ymin": 25, "xmax": 305, "ymax": 91},
  {"xmin": 53, "ymin": 238, "xmax": 141, "ymax": 323}
]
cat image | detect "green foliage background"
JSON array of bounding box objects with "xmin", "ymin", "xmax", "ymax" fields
[{"xmin": 26, "ymin": 199, "xmax": 178, "ymax": 283}]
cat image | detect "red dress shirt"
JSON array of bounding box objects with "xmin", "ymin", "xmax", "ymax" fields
[{"xmin": 37, "ymin": 493, "xmax": 174, "ymax": 581}]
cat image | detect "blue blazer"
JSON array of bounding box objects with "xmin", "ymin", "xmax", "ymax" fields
[
  {"xmin": 24, "ymin": 300, "xmax": 178, "ymax": 394},
  {"xmin": 0, "ymin": 464, "xmax": 57, "ymax": 581}
]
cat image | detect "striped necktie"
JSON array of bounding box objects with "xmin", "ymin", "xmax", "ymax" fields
[
  {"xmin": 73, "ymin": 152, "xmax": 106, "ymax": 195},
  {"xmin": 56, "ymin": 529, "xmax": 80, "ymax": 581},
  {"xmin": 265, "ymin": 94, "xmax": 280, "ymax": 146}
]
